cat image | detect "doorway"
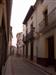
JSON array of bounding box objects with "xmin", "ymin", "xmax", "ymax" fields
[
  {"xmin": 47, "ymin": 36, "xmax": 54, "ymax": 66},
  {"xmin": 26, "ymin": 43, "xmax": 28, "ymax": 58},
  {"xmin": 30, "ymin": 41, "xmax": 33, "ymax": 60}
]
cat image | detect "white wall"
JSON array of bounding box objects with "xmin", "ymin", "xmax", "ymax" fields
[
  {"xmin": 27, "ymin": 7, "xmax": 39, "ymax": 59},
  {"xmin": 35, "ymin": 0, "xmax": 56, "ymax": 59},
  {"xmin": 23, "ymin": 0, "xmax": 56, "ymax": 59},
  {"xmin": 27, "ymin": 10, "xmax": 37, "ymax": 33},
  {"xmin": 43, "ymin": 0, "xmax": 56, "ymax": 14},
  {"xmin": 38, "ymin": 36, "xmax": 46, "ymax": 58},
  {"xmin": 35, "ymin": 0, "xmax": 56, "ymax": 33},
  {"xmin": 33, "ymin": 39, "xmax": 37, "ymax": 56}
]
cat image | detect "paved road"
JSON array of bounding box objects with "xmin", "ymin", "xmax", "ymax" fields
[{"xmin": 9, "ymin": 56, "xmax": 49, "ymax": 75}]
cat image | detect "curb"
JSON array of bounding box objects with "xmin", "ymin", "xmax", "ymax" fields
[{"xmin": 24, "ymin": 58, "xmax": 53, "ymax": 75}]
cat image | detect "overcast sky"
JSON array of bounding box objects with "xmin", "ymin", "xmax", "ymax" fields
[{"xmin": 10, "ymin": 0, "xmax": 36, "ymax": 46}]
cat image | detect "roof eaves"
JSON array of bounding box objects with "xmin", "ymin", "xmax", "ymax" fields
[{"xmin": 23, "ymin": 6, "xmax": 35, "ymax": 25}]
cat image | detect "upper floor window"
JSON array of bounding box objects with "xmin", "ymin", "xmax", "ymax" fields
[
  {"xmin": 30, "ymin": 23, "xmax": 35, "ymax": 32},
  {"xmin": 41, "ymin": 0, "xmax": 44, "ymax": 3},
  {"xmin": 31, "ymin": 23, "xmax": 33, "ymax": 29},
  {"xmin": 43, "ymin": 9, "xmax": 48, "ymax": 26}
]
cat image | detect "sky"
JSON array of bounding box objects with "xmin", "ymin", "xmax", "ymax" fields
[{"xmin": 10, "ymin": 0, "xmax": 36, "ymax": 46}]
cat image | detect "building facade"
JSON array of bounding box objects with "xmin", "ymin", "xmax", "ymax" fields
[
  {"xmin": 23, "ymin": 0, "xmax": 56, "ymax": 70},
  {"xmin": 0, "ymin": 0, "xmax": 12, "ymax": 74},
  {"xmin": 10, "ymin": 46, "xmax": 17, "ymax": 55},
  {"xmin": 16, "ymin": 32, "xmax": 23, "ymax": 56},
  {"xmin": 23, "ymin": 5, "xmax": 37, "ymax": 61},
  {"xmin": 8, "ymin": 26, "xmax": 13, "ymax": 56}
]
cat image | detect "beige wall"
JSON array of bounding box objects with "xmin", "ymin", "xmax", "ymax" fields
[
  {"xmin": 38, "ymin": 36, "xmax": 46, "ymax": 58},
  {"xmin": 27, "ymin": 7, "xmax": 39, "ymax": 58},
  {"xmin": 38, "ymin": 28, "xmax": 56, "ymax": 59},
  {"xmin": 23, "ymin": 0, "xmax": 56, "ymax": 59},
  {"xmin": 35, "ymin": 0, "xmax": 56, "ymax": 59},
  {"xmin": 33, "ymin": 39, "xmax": 37, "ymax": 56},
  {"xmin": 36, "ymin": 0, "xmax": 56, "ymax": 32},
  {"xmin": 43, "ymin": 0, "xmax": 56, "ymax": 14}
]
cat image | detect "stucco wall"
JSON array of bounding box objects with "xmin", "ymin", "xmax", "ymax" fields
[
  {"xmin": 38, "ymin": 36, "xmax": 46, "ymax": 58},
  {"xmin": 27, "ymin": 10, "xmax": 36, "ymax": 33},
  {"xmin": 38, "ymin": 28, "xmax": 56, "ymax": 59},
  {"xmin": 35, "ymin": 0, "xmax": 56, "ymax": 59},
  {"xmin": 33, "ymin": 39, "xmax": 37, "ymax": 56},
  {"xmin": 43, "ymin": 0, "xmax": 56, "ymax": 14},
  {"xmin": 35, "ymin": 0, "xmax": 56, "ymax": 33},
  {"xmin": 23, "ymin": 0, "xmax": 56, "ymax": 60}
]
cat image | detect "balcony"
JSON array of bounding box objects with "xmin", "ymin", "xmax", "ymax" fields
[
  {"xmin": 23, "ymin": 26, "xmax": 39, "ymax": 42},
  {"xmin": 39, "ymin": 8, "xmax": 56, "ymax": 33}
]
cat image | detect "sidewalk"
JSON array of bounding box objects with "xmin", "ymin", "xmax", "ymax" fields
[
  {"xmin": 24, "ymin": 58, "xmax": 56, "ymax": 75},
  {"xmin": 2, "ymin": 56, "xmax": 13, "ymax": 75},
  {"xmin": 2, "ymin": 56, "xmax": 48, "ymax": 75},
  {"xmin": 2, "ymin": 56, "xmax": 56, "ymax": 75}
]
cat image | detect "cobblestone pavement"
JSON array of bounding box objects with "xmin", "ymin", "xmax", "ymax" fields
[
  {"xmin": 8, "ymin": 56, "xmax": 50, "ymax": 75},
  {"xmin": 3, "ymin": 56, "xmax": 52, "ymax": 75}
]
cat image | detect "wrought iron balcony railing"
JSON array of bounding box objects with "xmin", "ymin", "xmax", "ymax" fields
[
  {"xmin": 23, "ymin": 27, "xmax": 38, "ymax": 42},
  {"xmin": 39, "ymin": 7, "xmax": 56, "ymax": 33}
]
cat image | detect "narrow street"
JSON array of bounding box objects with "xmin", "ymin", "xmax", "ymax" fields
[
  {"xmin": 0, "ymin": 0, "xmax": 56, "ymax": 75},
  {"xmin": 4, "ymin": 56, "xmax": 49, "ymax": 75}
]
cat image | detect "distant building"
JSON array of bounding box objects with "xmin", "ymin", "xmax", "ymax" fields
[
  {"xmin": 16, "ymin": 32, "xmax": 23, "ymax": 56},
  {"xmin": 10, "ymin": 46, "xmax": 17, "ymax": 55},
  {"xmin": 8, "ymin": 26, "xmax": 13, "ymax": 56}
]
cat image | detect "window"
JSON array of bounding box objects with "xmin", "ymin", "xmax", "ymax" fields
[
  {"xmin": 43, "ymin": 9, "xmax": 48, "ymax": 26},
  {"xmin": 41, "ymin": 0, "xmax": 44, "ymax": 3},
  {"xmin": 31, "ymin": 23, "xmax": 33, "ymax": 29},
  {"xmin": 30, "ymin": 23, "xmax": 35, "ymax": 32}
]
